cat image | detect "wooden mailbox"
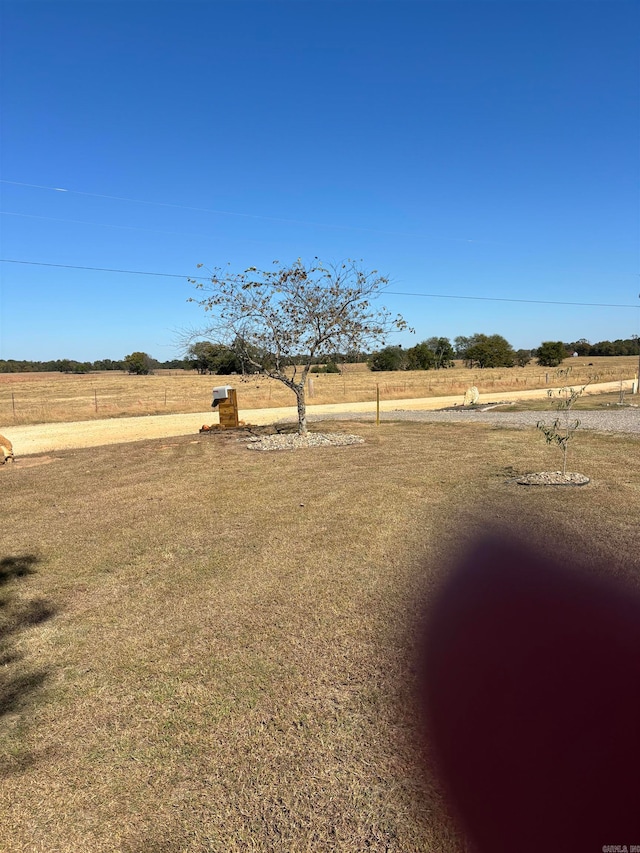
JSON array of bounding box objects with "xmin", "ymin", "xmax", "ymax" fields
[{"xmin": 212, "ymin": 385, "xmax": 239, "ymax": 429}]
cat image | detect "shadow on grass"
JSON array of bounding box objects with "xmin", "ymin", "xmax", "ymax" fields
[{"xmin": 0, "ymin": 554, "xmax": 56, "ymax": 775}]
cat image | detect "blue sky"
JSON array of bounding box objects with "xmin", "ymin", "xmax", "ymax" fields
[{"xmin": 0, "ymin": 0, "xmax": 638, "ymax": 361}]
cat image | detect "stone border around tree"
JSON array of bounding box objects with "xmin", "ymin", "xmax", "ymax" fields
[{"xmin": 515, "ymin": 471, "xmax": 590, "ymax": 486}]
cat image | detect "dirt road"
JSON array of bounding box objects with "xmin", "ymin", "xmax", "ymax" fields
[{"xmin": 2, "ymin": 379, "xmax": 636, "ymax": 456}]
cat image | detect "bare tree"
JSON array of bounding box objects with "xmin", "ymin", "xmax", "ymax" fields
[
  {"xmin": 188, "ymin": 259, "xmax": 408, "ymax": 433},
  {"xmin": 536, "ymin": 368, "xmax": 595, "ymax": 475}
]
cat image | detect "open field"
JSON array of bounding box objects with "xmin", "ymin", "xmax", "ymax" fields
[
  {"xmin": 0, "ymin": 356, "xmax": 637, "ymax": 426},
  {"xmin": 1, "ymin": 420, "xmax": 639, "ymax": 851}
]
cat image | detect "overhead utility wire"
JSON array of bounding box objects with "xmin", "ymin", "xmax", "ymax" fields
[
  {"xmin": 0, "ymin": 209, "xmax": 221, "ymax": 239},
  {"xmin": 1, "ymin": 258, "xmax": 638, "ymax": 309},
  {"xmin": 385, "ymin": 290, "xmax": 640, "ymax": 309},
  {"xmin": 0, "ymin": 179, "xmax": 480, "ymax": 242},
  {"xmin": 0, "ymin": 258, "xmax": 207, "ymax": 280}
]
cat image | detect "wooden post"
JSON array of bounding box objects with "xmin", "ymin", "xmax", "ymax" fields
[
  {"xmin": 376, "ymin": 384, "xmax": 380, "ymax": 426},
  {"xmin": 94, "ymin": 389, "xmax": 98, "ymax": 413},
  {"xmin": 12, "ymin": 392, "xmax": 16, "ymax": 419},
  {"xmin": 218, "ymin": 388, "xmax": 239, "ymax": 428}
]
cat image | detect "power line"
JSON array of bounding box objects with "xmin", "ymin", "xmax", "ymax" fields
[
  {"xmin": 0, "ymin": 178, "xmax": 483, "ymax": 242},
  {"xmin": 0, "ymin": 209, "xmax": 221, "ymax": 239},
  {"xmin": 0, "ymin": 258, "xmax": 206, "ymax": 280},
  {"xmin": 385, "ymin": 290, "xmax": 640, "ymax": 309},
  {"xmin": 1, "ymin": 258, "xmax": 639, "ymax": 308}
]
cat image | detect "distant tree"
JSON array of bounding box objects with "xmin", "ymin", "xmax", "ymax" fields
[
  {"xmin": 344, "ymin": 348, "xmax": 367, "ymax": 363},
  {"xmin": 369, "ymin": 346, "xmax": 407, "ymax": 371},
  {"xmin": 93, "ymin": 358, "xmax": 125, "ymax": 371},
  {"xmin": 186, "ymin": 341, "xmax": 218, "ymax": 374},
  {"xmin": 229, "ymin": 335, "xmax": 275, "ymax": 375},
  {"xmin": 405, "ymin": 342, "xmax": 435, "ymax": 371},
  {"xmin": 568, "ymin": 339, "xmax": 592, "ymax": 357},
  {"xmin": 537, "ymin": 341, "xmax": 568, "ymax": 368},
  {"xmin": 590, "ymin": 338, "xmax": 640, "ymax": 356},
  {"xmin": 454, "ymin": 335, "xmax": 471, "ymax": 360},
  {"xmin": 424, "ymin": 336, "xmax": 455, "ymax": 369},
  {"xmin": 159, "ymin": 358, "xmax": 189, "ymax": 369},
  {"xmin": 189, "ymin": 259, "xmax": 407, "ymax": 434},
  {"xmin": 311, "ymin": 361, "xmax": 341, "ymax": 374},
  {"xmin": 461, "ymin": 333, "xmax": 516, "ymax": 368},
  {"xmin": 583, "ymin": 337, "xmax": 640, "ymax": 357},
  {"xmin": 124, "ymin": 352, "xmax": 155, "ymax": 375},
  {"xmin": 515, "ymin": 349, "xmax": 532, "ymax": 367},
  {"xmin": 593, "ymin": 340, "xmax": 616, "ymax": 356}
]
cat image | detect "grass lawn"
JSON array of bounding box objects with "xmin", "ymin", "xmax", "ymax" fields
[{"xmin": 1, "ymin": 420, "xmax": 639, "ymax": 851}]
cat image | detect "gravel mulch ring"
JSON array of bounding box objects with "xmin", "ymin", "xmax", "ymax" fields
[
  {"xmin": 435, "ymin": 402, "xmax": 514, "ymax": 412},
  {"xmin": 244, "ymin": 432, "xmax": 364, "ymax": 452},
  {"xmin": 515, "ymin": 471, "xmax": 590, "ymax": 486}
]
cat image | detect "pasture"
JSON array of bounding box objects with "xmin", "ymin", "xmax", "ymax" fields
[
  {"xmin": 1, "ymin": 419, "xmax": 639, "ymax": 852},
  {"xmin": 0, "ymin": 356, "xmax": 636, "ymax": 426}
]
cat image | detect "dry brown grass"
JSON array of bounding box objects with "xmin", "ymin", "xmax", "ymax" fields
[
  {"xmin": 0, "ymin": 356, "xmax": 636, "ymax": 426},
  {"xmin": 1, "ymin": 419, "xmax": 639, "ymax": 851},
  {"xmin": 494, "ymin": 388, "xmax": 639, "ymax": 412}
]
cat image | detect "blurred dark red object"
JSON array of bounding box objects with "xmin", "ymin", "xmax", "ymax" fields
[{"xmin": 419, "ymin": 535, "xmax": 640, "ymax": 852}]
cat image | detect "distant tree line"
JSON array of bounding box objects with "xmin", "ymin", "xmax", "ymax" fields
[
  {"xmin": 1, "ymin": 335, "xmax": 637, "ymax": 375},
  {"xmin": 369, "ymin": 334, "xmax": 524, "ymax": 370},
  {"xmin": 0, "ymin": 355, "xmax": 187, "ymax": 374},
  {"xmin": 565, "ymin": 337, "xmax": 640, "ymax": 357},
  {"xmin": 369, "ymin": 337, "xmax": 456, "ymax": 371},
  {"xmin": 368, "ymin": 334, "xmax": 640, "ymax": 371},
  {"xmin": 183, "ymin": 339, "xmax": 368, "ymax": 375}
]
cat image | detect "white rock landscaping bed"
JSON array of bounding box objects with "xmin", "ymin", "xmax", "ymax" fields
[
  {"xmin": 516, "ymin": 471, "xmax": 590, "ymax": 486},
  {"xmin": 244, "ymin": 432, "xmax": 365, "ymax": 452}
]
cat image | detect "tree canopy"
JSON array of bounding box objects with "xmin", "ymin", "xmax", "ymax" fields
[
  {"xmin": 369, "ymin": 345, "xmax": 407, "ymax": 371},
  {"xmin": 424, "ymin": 336, "xmax": 455, "ymax": 369},
  {"xmin": 189, "ymin": 259, "xmax": 407, "ymax": 433},
  {"xmin": 368, "ymin": 338, "xmax": 455, "ymax": 371},
  {"xmin": 186, "ymin": 341, "xmax": 241, "ymax": 375},
  {"xmin": 536, "ymin": 341, "xmax": 568, "ymax": 368},
  {"xmin": 515, "ymin": 349, "xmax": 532, "ymax": 367},
  {"xmin": 455, "ymin": 333, "xmax": 515, "ymax": 368},
  {"xmin": 124, "ymin": 352, "xmax": 156, "ymax": 375}
]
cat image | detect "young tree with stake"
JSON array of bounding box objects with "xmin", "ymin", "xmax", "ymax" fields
[
  {"xmin": 188, "ymin": 259, "xmax": 408, "ymax": 434},
  {"xmin": 536, "ymin": 368, "xmax": 595, "ymax": 476}
]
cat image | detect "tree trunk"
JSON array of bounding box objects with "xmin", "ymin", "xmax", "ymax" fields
[{"xmin": 295, "ymin": 385, "xmax": 307, "ymax": 434}]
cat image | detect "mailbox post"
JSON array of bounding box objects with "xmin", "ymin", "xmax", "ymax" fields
[{"xmin": 211, "ymin": 385, "xmax": 239, "ymax": 428}]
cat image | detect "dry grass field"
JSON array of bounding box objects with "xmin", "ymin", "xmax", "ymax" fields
[
  {"xmin": 0, "ymin": 356, "xmax": 636, "ymax": 426},
  {"xmin": 1, "ymin": 419, "xmax": 639, "ymax": 852}
]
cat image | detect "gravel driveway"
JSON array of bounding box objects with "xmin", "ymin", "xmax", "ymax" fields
[
  {"xmin": 3, "ymin": 392, "xmax": 638, "ymax": 457},
  {"xmin": 306, "ymin": 407, "xmax": 640, "ymax": 434}
]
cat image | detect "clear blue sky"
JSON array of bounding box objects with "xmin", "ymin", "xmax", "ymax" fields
[{"xmin": 0, "ymin": 0, "xmax": 638, "ymax": 362}]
